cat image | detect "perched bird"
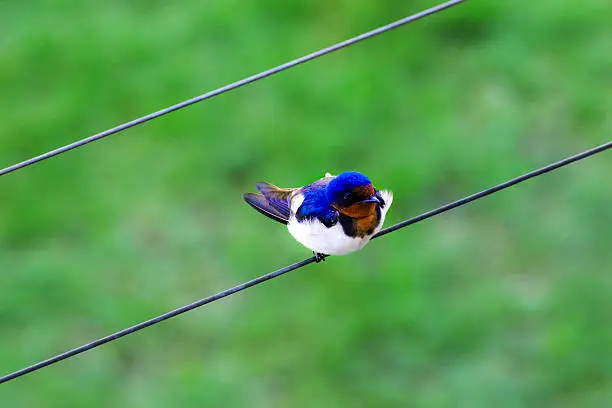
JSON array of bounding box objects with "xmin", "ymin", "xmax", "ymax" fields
[{"xmin": 243, "ymin": 171, "xmax": 393, "ymax": 261}]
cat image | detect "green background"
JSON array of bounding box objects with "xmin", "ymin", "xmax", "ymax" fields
[{"xmin": 1, "ymin": 0, "xmax": 611, "ymax": 406}]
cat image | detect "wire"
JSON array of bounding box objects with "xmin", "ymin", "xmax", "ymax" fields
[
  {"xmin": 373, "ymin": 141, "xmax": 612, "ymax": 239},
  {"xmin": 1, "ymin": 141, "xmax": 609, "ymax": 384},
  {"xmin": 0, "ymin": 0, "xmax": 467, "ymax": 382},
  {"xmin": 0, "ymin": 0, "xmax": 465, "ymax": 178}
]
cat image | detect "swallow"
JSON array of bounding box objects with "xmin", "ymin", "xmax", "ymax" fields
[{"xmin": 244, "ymin": 171, "xmax": 393, "ymax": 262}]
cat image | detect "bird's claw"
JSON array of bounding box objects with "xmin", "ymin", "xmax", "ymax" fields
[{"xmin": 313, "ymin": 252, "xmax": 328, "ymax": 263}]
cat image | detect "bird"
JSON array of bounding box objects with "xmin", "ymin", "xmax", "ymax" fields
[{"xmin": 243, "ymin": 171, "xmax": 393, "ymax": 262}]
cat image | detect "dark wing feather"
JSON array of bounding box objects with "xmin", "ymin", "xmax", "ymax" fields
[
  {"xmin": 243, "ymin": 193, "xmax": 289, "ymax": 225},
  {"xmin": 254, "ymin": 182, "xmax": 294, "ymax": 220}
]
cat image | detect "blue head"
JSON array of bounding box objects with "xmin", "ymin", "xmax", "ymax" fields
[{"xmin": 326, "ymin": 171, "xmax": 380, "ymax": 216}]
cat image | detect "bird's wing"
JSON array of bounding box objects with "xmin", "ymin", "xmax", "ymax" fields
[
  {"xmin": 255, "ymin": 182, "xmax": 295, "ymax": 219},
  {"xmin": 243, "ymin": 182, "xmax": 296, "ymax": 225},
  {"xmin": 243, "ymin": 193, "xmax": 290, "ymax": 225}
]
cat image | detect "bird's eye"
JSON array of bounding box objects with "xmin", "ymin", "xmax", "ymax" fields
[{"xmin": 343, "ymin": 192, "xmax": 353, "ymax": 201}]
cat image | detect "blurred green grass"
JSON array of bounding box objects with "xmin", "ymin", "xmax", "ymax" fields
[{"xmin": 1, "ymin": 0, "xmax": 611, "ymax": 406}]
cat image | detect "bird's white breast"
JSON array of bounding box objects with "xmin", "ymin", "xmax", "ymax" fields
[
  {"xmin": 287, "ymin": 217, "xmax": 371, "ymax": 255},
  {"xmin": 287, "ymin": 190, "xmax": 393, "ymax": 255}
]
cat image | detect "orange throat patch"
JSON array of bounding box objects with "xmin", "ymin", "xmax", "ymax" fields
[
  {"xmin": 353, "ymin": 212, "xmax": 380, "ymax": 237},
  {"xmin": 335, "ymin": 201, "xmax": 377, "ymax": 219},
  {"xmin": 334, "ymin": 202, "xmax": 381, "ymax": 238}
]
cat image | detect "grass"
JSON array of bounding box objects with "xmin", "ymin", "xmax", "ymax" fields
[{"xmin": 0, "ymin": 0, "xmax": 611, "ymax": 406}]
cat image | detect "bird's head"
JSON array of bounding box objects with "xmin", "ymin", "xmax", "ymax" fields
[{"xmin": 327, "ymin": 171, "xmax": 381, "ymax": 218}]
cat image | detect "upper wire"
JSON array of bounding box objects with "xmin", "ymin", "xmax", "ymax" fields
[
  {"xmin": 0, "ymin": 0, "xmax": 465, "ymax": 178},
  {"xmin": 1, "ymin": 141, "xmax": 610, "ymax": 384},
  {"xmin": 0, "ymin": 0, "xmax": 469, "ymax": 383}
]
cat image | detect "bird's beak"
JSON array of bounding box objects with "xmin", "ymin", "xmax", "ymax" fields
[{"xmin": 360, "ymin": 196, "xmax": 380, "ymax": 205}]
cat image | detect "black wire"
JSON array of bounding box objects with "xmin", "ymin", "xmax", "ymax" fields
[
  {"xmin": 1, "ymin": 141, "xmax": 609, "ymax": 384},
  {"xmin": 0, "ymin": 0, "xmax": 465, "ymax": 179},
  {"xmin": 0, "ymin": 257, "xmax": 317, "ymax": 385},
  {"xmin": 0, "ymin": 0, "xmax": 466, "ymax": 383},
  {"xmin": 373, "ymin": 141, "xmax": 612, "ymax": 239}
]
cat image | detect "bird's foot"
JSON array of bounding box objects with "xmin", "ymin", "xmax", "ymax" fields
[{"xmin": 313, "ymin": 252, "xmax": 328, "ymax": 263}]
